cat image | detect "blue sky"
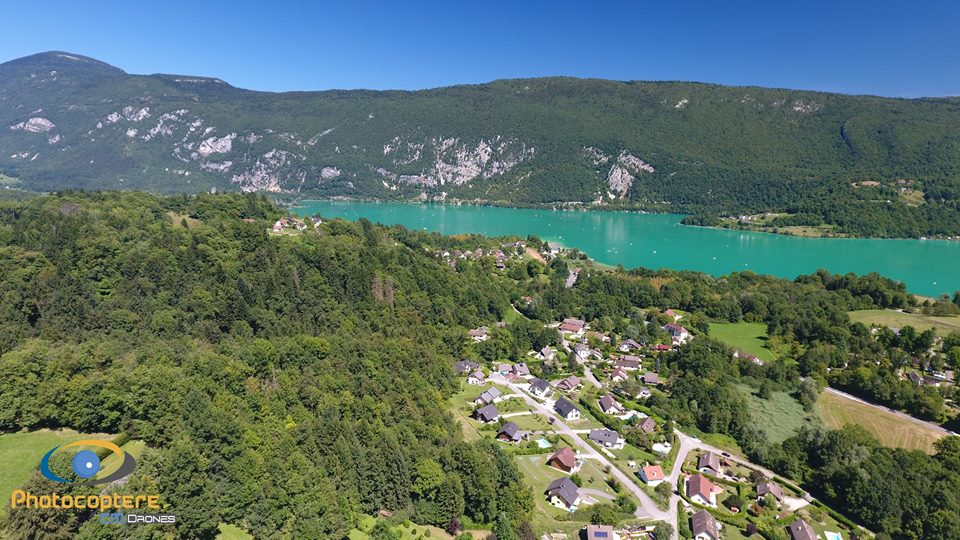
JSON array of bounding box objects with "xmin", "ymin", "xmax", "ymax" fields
[{"xmin": 1, "ymin": 0, "xmax": 958, "ymax": 97}]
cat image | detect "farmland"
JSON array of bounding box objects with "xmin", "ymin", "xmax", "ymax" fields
[
  {"xmin": 817, "ymin": 390, "xmax": 946, "ymax": 453},
  {"xmin": 848, "ymin": 309, "xmax": 960, "ymax": 335}
]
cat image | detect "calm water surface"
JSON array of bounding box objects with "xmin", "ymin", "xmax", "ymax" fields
[{"xmin": 293, "ymin": 201, "xmax": 960, "ymax": 297}]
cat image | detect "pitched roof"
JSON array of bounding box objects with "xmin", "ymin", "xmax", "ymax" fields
[
  {"xmin": 585, "ymin": 524, "xmax": 615, "ymax": 540},
  {"xmin": 620, "ymin": 338, "xmax": 642, "ymax": 350},
  {"xmin": 477, "ymin": 387, "xmax": 502, "ymax": 405},
  {"xmin": 497, "ymin": 421, "xmax": 522, "ymax": 442},
  {"xmin": 453, "ymin": 360, "xmax": 480, "ymax": 374},
  {"xmin": 690, "ymin": 509, "xmax": 719, "ymax": 540},
  {"xmin": 513, "ymin": 363, "xmax": 530, "ymax": 376},
  {"xmin": 469, "ymin": 327, "xmax": 488, "ymax": 337},
  {"xmin": 545, "ymin": 477, "xmax": 580, "ymax": 507},
  {"xmin": 616, "ymin": 357, "xmax": 640, "ymax": 369},
  {"xmin": 540, "ymin": 345, "xmax": 554, "ymax": 357},
  {"xmin": 638, "ymin": 416, "xmax": 657, "ymax": 434},
  {"xmin": 641, "ymin": 464, "xmax": 664, "ymax": 482},
  {"xmin": 469, "ymin": 370, "xmax": 486, "ymax": 380},
  {"xmin": 787, "ymin": 519, "xmax": 818, "ymax": 540},
  {"xmin": 642, "ymin": 372, "xmax": 660, "ymax": 384},
  {"xmin": 611, "ymin": 367, "xmax": 628, "ymax": 380},
  {"xmin": 757, "ymin": 480, "xmax": 784, "ymax": 501},
  {"xmin": 665, "ymin": 322, "xmax": 688, "ymax": 335},
  {"xmin": 558, "ymin": 375, "xmax": 581, "ymax": 390},
  {"xmin": 554, "ymin": 396, "xmax": 579, "ymax": 418},
  {"xmin": 698, "ymin": 452, "xmax": 721, "ymax": 473},
  {"xmin": 588, "ymin": 428, "xmax": 621, "ymax": 446},
  {"xmin": 687, "ymin": 473, "xmax": 720, "ymax": 502},
  {"xmin": 598, "ymin": 393, "xmax": 623, "ymax": 413},
  {"xmin": 548, "ymin": 447, "xmax": 578, "ymax": 469},
  {"xmin": 529, "ymin": 378, "xmax": 550, "ymax": 394},
  {"xmin": 475, "ymin": 404, "xmax": 499, "ymax": 423}
]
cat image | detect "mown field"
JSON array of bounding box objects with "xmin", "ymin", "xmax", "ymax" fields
[
  {"xmin": 709, "ymin": 321, "xmax": 778, "ymax": 361},
  {"xmin": 0, "ymin": 429, "xmax": 111, "ymax": 516},
  {"xmin": 848, "ymin": 309, "xmax": 960, "ymax": 335},
  {"xmin": 817, "ymin": 390, "xmax": 945, "ymax": 453}
]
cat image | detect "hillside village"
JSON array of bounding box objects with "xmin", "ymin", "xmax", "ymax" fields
[
  {"xmin": 263, "ymin": 211, "xmax": 957, "ymax": 540},
  {"xmin": 451, "ymin": 295, "xmax": 862, "ymax": 540},
  {"xmin": 259, "ymin": 210, "xmax": 959, "ymax": 540}
]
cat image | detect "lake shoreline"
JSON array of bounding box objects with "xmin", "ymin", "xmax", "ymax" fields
[
  {"xmin": 290, "ymin": 196, "xmax": 960, "ymax": 241},
  {"xmin": 292, "ymin": 199, "xmax": 960, "ymax": 297}
]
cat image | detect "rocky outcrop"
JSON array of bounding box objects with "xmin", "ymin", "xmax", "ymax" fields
[
  {"xmin": 231, "ymin": 149, "xmax": 304, "ymax": 192},
  {"xmin": 9, "ymin": 117, "xmax": 55, "ymax": 133},
  {"xmin": 197, "ymin": 133, "xmax": 236, "ymax": 157},
  {"xmin": 606, "ymin": 151, "xmax": 655, "ymax": 198}
]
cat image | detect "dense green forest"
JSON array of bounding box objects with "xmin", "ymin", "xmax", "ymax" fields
[
  {"xmin": 3, "ymin": 52, "xmax": 960, "ymax": 237},
  {"xmin": 0, "ymin": 192, "xmax": 531, "ymax": 539},
  {"xmin": 1, "ymin": 192, "xmax": 960, "ymax": 539}
]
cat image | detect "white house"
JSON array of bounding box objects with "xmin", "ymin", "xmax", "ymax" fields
[{"xmin": 639, "ymin": 464, "xmax": 665, "ymax": 487}]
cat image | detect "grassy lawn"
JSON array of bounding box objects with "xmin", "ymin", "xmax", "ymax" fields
[
  {"xmin": 498, "ymin": 397, "xmax": 532, "ymax": 414},
  {"xmin": 448, "ymin": 381, "xmax": 516, "ymax": 441},
  {"xmin": 818, "ymin": 390, "xmax": 945, "ymax": 453},
  {"xmin": 0, "ymin": 429, "xmax": 111, "ymax": 517},
  {"xmin": 167, "ymin": 211, "xmax": 204, "ymax": 229},
  {"xmin": 217, "ymin": 523, "xmax": 254, "ymax": 540},
  {"xmin": 736, "ymin": 384, "xmax": 815, "ymax": 444},
  {"xmin": 709, "ymin": 322, "xmax": 777, "ymax": 362},
  {"xmin": 503, "ymin": 306, "xmax": 526, "ymax": 323},
  {"xmin": 848, "ymin": 309, "xmax": 960, "ymax": 335},
  {"xmin": 508, "ymin": 412, "xmax": 553, "ymax": 431},
  {"xmin": 513, "ymin": 454, "xmax": 590, "ymax": 536},
  {"xmin": 349, "ymin": 516, "xmax": 487, "ymax": 540},
  {"xmin": 97, "ymin": 439, "xmax": 147, "ymax": 479}
]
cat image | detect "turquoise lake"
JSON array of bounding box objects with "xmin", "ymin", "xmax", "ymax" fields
[{"xmin": 293, "ymin": 200, "xmax": 960, "ymax": 297}]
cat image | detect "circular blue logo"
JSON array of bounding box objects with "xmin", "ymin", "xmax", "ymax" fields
[{"xmin": 71, "ymin": 450, "xmax": 101, "ymax": 479}]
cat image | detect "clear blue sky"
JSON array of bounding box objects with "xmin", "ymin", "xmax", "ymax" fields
[{"xmin": 1, "ymin": 0, "xmax": 958, "ymax": 97}]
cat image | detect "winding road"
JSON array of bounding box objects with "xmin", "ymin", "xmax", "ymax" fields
[{"xmin": 489, "ymin": 372, "xmax": 820, "ymax": 540}]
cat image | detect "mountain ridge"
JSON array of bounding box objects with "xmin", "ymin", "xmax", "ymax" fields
[{"xmin": 2, "ymin": 51, "xmax": 960, "ymax": 237}]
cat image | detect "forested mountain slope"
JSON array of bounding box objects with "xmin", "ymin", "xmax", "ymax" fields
[
  {"xmin": 1, "ymin": 192, "xmax": 960, "ymax": 538},
  {"xmin": 3, "ymin": 52, "xmax": 960, "ymax": 237}
]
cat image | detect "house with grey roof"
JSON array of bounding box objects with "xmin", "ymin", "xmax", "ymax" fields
[
  {"xmin": 638, "ymin": 416, "xmax": 657, "ymax": 434},
  {"xmin": 545, "ymin": 477, "xmax": 580, "ymax": 511},
  {"xmin": 584, "ymin": 524, "xmax": 617, "ymax": 540},
  {"xmin": 691, "ymin": 509, "xmax": 720, "ymax": 540},
  {"xmin": 787, "ymin": 519, "xmax": 817, "ymax": 540},
  {"xmin": 554, "ymin": 397, "xmax": 581, "ymax": 421},
  {"xmin": 453, "ymin": 360, "xmax": 480, "ymax": 375},
  {"xmin": 467, "ymin": 370, "xmax": 486, "ymax": 385},
  {"xmin": 497, "ymin": 421, "xmax": 523, "ymax": 443},
  {"xmin": 697, "ymin": 452, "xmax": 722, "ymax": 476},
  {"xmin": 474, "ymin": 387, "xmax": 502, "ymax": 406},
  {"xmin": 588, "ymin": 428, "xmax": 624, "ymax": 450},
  {"xmin": 757, "ymin": 480, "xmax": 784, "ymax": 503},
  {"xmin": 474, "ymin": 404, "xmax": 499, "ymax": 424},
  {"xmin": 529, "ymin": 378, "xmax": 551, "ymax": 397},
  {"xmin": 598, "ymin": 393, "xmax": 625, "ymax": 415}
]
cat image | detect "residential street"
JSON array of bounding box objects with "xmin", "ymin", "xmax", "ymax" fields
[
  {"xmin": 488, "ymin": 372, "xmax": 825, "ymax": 540},
  {"xmin": 491, "ymin": 373, "xmax": 677, "ymax": 536}
]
